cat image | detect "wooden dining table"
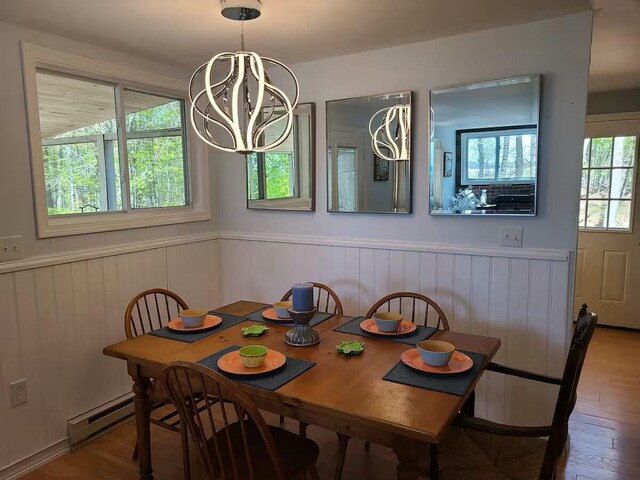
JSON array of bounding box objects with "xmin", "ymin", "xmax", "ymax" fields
[{"xmin": 103, "ymin": 300, "xmax": 501, "ymax": 480}]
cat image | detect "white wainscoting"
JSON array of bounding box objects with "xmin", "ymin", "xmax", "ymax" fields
[
  {"xmin": 219, "ymin": 232, "xmax": 573, "ymax": 426},
  {"xmin": 0, "ymin": 237, "xmax": 219, "ymax": 474}
]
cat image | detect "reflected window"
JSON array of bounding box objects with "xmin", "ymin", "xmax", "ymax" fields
[
  {"xmin": 579, "ymin": 136, "xmax": 636, "ymax": 231},
  {"xmin": 460, "ymin": 127, "xmax": 537, "ymax": 184},
  {"xmin": 247, "ymin": 151, "xmax": 296, "ymax": 200}
]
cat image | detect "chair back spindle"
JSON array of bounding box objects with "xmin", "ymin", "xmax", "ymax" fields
[
  {"xmin": 124, "ymin": 288, "xmax": 188, "ymax": 339},
  {"xmin": 163, "ymin": 362, "xmax": 288, "ymax": 480},
  {"xmin": 366, "ymin": 292, "xmax": 450, "ymax": 330}
]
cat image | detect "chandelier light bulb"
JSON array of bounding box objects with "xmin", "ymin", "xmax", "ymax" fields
[{"xmin": 369, "ymin": 105, "xmax": 411, "ymax": 161}]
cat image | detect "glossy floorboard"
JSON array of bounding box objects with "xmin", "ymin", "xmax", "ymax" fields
[{"xmin": 21, "ymin": 328, "xmax": 640, "ymax": 480}]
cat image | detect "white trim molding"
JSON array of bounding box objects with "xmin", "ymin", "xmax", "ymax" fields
[
  {"xmin": 20, "ymin": 42, "xmax": 211, "ymax": 238},
  {"xmin": 0, "ymin": 439, "xmax": 69, "ymax": 480},
  {"xmin": 219, "ymin": 231, "xmax": 570, "ymax": 262},
  {"xmin": 0, "ymin": 232, "xmax": 219, "ymax": 274}
]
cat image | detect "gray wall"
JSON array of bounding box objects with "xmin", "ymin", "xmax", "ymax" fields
[
  {"xmin": 0, "ymin": 21, "xmax": 218, "ymax": 259},
  {"xmin": 218, "ymin": 13, "xmax": 593, "ymax": 251}
]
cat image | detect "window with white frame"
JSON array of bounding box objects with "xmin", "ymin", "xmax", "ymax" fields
[
  {"xmin": 579, "ymin": 136, "xmax": 637, "ymax": 231},
  {"xmin": 459, "ymin": 126, "xmax": 537, "ymax": 184},
  {"xmin": 22, "ymin": 44, "xmax": 209, "ymax": 237}
]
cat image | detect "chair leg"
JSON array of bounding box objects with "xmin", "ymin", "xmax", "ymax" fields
[
  {"xmin": 180, "ymin": 417, "xmax": 191, "ymax": 480},
  {"xmin": 308, "ymin": 465, "xmax": 320, "ymax": 480},
  {"xmin": 299, "ymin": 422, "xmax": 308, "ymax": 438},
  {"xmin": 132, "ymin": 441, "xmax": 139, "ymax": 460},
  {"xmin": 335, "ymin": 433, "xmax": 350, "ymax": 480},
  {"xmin": 364, "ymin": 441, "xmax": 371, "ymax": 452},
  {"xmin": 279, "ymin": 415, "xmax": 285, "ymax": 425},
  {"xmin": 461, "ymin": 390, "xmax": 475, "ymax": 417},
  {"xmin": 429, "ymin": 443, "xmax": 440, "ymax": 480}
]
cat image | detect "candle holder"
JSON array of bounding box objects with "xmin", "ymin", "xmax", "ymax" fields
[{"xmin": 284, "ymin": 307, "xmax": 320, "ymax": 347}]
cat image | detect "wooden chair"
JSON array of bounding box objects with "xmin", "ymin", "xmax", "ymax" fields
[
  {"xmin": 334, "ymin": 292, "xmax": 450, "ymax": 479},
  {"xmin": 436, "ymin": 304, "xmax": 598, "ymax": 480},
  {"xmin": 279, "ymin": 282, "xmax": 344, "ymax": 430},
  {"xmin": 280, "ymin": 282, "xmax": 344, "ymax": 315},
  {"xmin": 123, "ymin": 288, "xmax": 189, "ymax": 472},
  {"xmin": 163, "ymin": 361, "xmax": 320, "ymax": 480},
  {"xmin": 366, "ymin": 291, "xmax": 450, "ymax": 330}
]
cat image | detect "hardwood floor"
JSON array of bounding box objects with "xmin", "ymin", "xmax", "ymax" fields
[{"xmin": 21, "ymin": 327, "xmax": 640, "ymax": 479}]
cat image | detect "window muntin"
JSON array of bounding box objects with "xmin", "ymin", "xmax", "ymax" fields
[
  {"xmin": 36, "ymin": 70, "xmax": 189, "ymax": 217},
  {"xmin": 460, "ymin": 126, "xmax": 537, "ymax": 184},
  {"xmin": 579, "ymin": 136, "xmax": 637, "ymax": 231}
]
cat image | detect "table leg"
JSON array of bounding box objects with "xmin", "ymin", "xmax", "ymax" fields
[
  {"xmin": 133, "ymin": 377, "xmax": 154, "ymax": 480},
  {"xmin": 429, "ymin": 444, "xmax": 440, "ymax": 480},
  {"xmin": 393, "ymin": 437, "xmax": 428, "ymax": 480}
]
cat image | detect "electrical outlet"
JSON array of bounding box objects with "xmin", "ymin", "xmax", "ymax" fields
[
  {"xmin": 500, "ymin": 227, "xmax": 523, "ymax": 247},
  {"xmin": 10, "ymin": 379, "xmax": 27, "ymax": 407},
  {"xmin": 0, "ymin": 236, "xmax": 24, "ymax": 262}
]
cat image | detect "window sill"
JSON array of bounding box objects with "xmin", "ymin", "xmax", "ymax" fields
[{"xmin": 38, "ymin": 207, "xmax": 210, "ymax": 238}]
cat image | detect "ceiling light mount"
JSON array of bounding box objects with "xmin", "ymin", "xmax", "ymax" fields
[{"xmin": 220, "ymin": 0, "xmax": 261, "ymax": 21}]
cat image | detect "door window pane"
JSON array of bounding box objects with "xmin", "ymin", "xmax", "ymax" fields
[
  {"xmin": 580, "ymin": 135, "xmax": 636, "ymax": 231},
  {"xmin": 585, "ymin": 200, "xmax": 608, "ymax": 228},
  {"xmin": 582, "ymin": 139, "xmax": 590, "ymax": 167},
  {"xmin": 590, "ymin": 138, "xmax": 613, "ymax": 167},
  {"xmin": 611, "ymin": 168, "xmax": 633, "ymax": 199},
  {"xmin": 587, "ymin": 169, "xmax": 610, "ymax": 199},
  {"xmin": 608, "ymin": 200, "xmax": 631, "ymax": 229},
  {"xmin": 612, "ymin": 136, "xmax": 636, "ymax": 167}
]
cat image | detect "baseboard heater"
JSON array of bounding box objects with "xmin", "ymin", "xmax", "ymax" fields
[{"xmin": 67, "ymin": 392, "xmax": 134, "ymax": 449}]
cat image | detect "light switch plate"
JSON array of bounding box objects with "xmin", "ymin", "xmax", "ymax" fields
[
  {"xmin": 500, "ymin": 227, "xmax": 523, "ymax": 247},
  {"xmin": 0, "ymin": 236, "xmax": 24, "ymax": 262}
]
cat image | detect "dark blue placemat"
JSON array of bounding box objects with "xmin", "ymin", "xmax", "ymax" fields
[
  {"xmin": 197, "ymin": 345, "xmax": 316, "ymax": 391},
  {"xmin": 148, "ymin": 313, "xmax": 247, "ymax": 343},
  {"xmin": 382, "ymin": 350, "xmax": 487, "ymax": 396},
  {"xmin": 246, "ymin": 307, "xmax": 333, "ymax": 327},
  {"xmin": 333, "ymin": 316, "xmax": 437, "ymax": 345}
]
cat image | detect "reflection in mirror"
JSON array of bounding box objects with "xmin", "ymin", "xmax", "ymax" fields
[
  {"xmin": 246, "ymin": 103, "xmax": 315, "ymax": 211},
  {"xmin": 326, "ymin": 92, "xmax": 412, "ymax": 213},
  {"xmin": 429, "ymin": 75, "xmax": 540, "ymax": 216}
]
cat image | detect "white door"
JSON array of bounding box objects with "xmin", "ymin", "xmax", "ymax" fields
[
  {"xmin": 328, "ymin": 132, "xmax": 365, "ymax": 211},
  {"xmin": 574, "ymin": 114, "xmax": 640, "ymax": 328}
]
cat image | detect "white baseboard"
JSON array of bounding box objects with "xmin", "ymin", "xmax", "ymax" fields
[{"xmin": 0, "ymin": 439, "xmax": 69, "ymax": 480}]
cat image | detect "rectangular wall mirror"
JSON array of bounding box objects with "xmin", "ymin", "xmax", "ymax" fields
[
  {"xmin": 326, "ymin": 92, "xmax": 412, "ymax": 213},
  {"xmin": 246, "ymin": 103, "xmax": 315, "ymax": 211},
  {"xmin": 429, "ymin": 75, "xmax": 540, "ymax": 216}
]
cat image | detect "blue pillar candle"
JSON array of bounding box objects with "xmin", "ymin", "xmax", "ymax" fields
[{"xmin": 292, "ymin": 282, "xmax": 314, "ymax": 311}]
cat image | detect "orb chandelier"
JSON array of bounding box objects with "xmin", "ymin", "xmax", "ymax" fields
[
  {"xmin": 189, "ymin": 0, "xmax": 299, "ymax": 154},
  {"xmin": 368, "ymin": 105, "xmax": 411, "ymax": 161}
]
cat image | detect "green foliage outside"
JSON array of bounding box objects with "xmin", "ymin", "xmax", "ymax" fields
[
  {"xmin": 42, "ymin": 99, "xmax": 186, "ymax": 215},
  {"xmin": 247, "ymin": 152, "xmax": 294, "ymax": 200}
]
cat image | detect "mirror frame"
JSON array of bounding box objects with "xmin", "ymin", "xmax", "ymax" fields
[
  {"xmin": 245, "ymin": 102, "xmax": 316, "ymax": 212},
  {"xmin": 428, "ymin": 74, "xmax": 541, "ymax": 217},
  {"xmin": 325, "ymin": 91, "xmax": 414, "ymax": 214}
]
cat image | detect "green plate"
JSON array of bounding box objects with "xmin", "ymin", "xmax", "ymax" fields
[
  {"xmin": 336, "ymin": 340, "xmax": 365, "ymax": 355},
  {"xmin": 241, "ymin": 324, "xmax": 270, "ymax": 337}
]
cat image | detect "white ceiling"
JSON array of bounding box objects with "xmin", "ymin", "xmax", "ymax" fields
[
  {"xmin": 3, "ymin": 0, "xmax": 640, "ymax": 93},
  {"xmin": 0, "ymin": 0, "xmax": 589, "ymax": 70},
  {"xmin": 589, "ymin": 0, "xmax": 640, "ymax": 91}
]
